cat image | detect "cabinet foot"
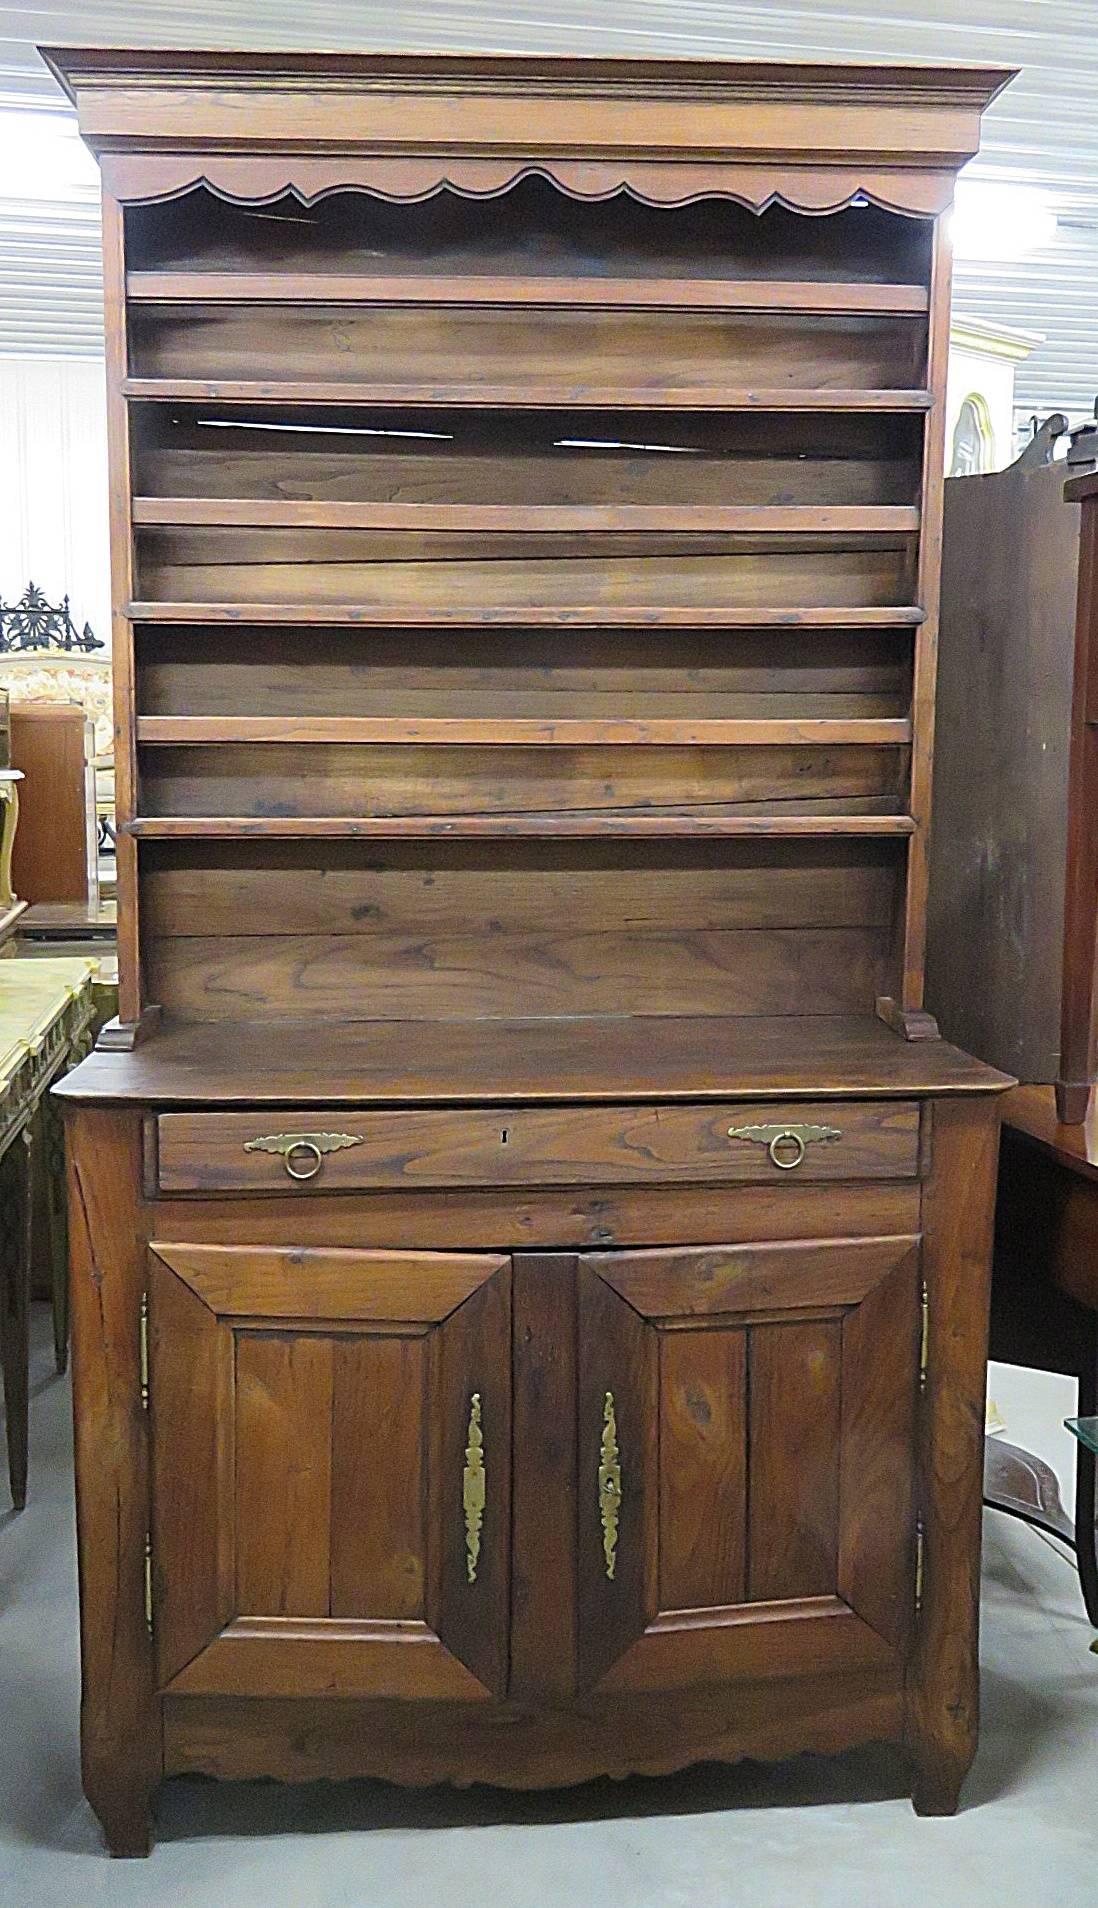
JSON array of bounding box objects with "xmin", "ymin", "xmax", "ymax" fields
[
  {"xmin": 89, "ymin": 1787, "xmax": 155, "ymax": 1859},
  {"xmin": 910, "ymin": 1755, "xmax": 967, "ymax": 1817},
  {"xmin": 1055, "ymin": 1079, "xmax": 1092, "ymax": 1125}
]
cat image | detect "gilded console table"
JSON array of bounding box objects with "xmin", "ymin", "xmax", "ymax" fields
[{"xmin": 0, "ymin": 956, "xmax": 96, "ymax": 1509}]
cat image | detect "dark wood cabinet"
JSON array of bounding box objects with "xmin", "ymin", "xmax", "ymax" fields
[{"xmin": 47, "ymin": 47, "xmax": 1013, "ymax": 1853}]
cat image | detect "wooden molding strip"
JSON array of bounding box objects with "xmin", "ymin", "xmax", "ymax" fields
[
  {"xmin": 125, "ymin": 271, "xmax": 931, "ymax": 315},
  {"xmin": 131, "ymin": 497, "xmax": 921, "ymax": 535},
  {"xmin": 135, "ymin": 714, "xmax": 913, "ymax": 747},
  {"xmin": 124, "ymin": 812, "xmax": 917, "ymax": 840},
  {"xmin": 121, "ymin": 377, "xmax": 934, "ymax": 414},
  {"xmin": 125, "ymin": 601, "xmax": 927, "ymax": 628}
]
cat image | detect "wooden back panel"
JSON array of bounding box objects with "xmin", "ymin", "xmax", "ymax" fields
[{"xmin": 141, "ymin": 838, "xmax": 901, "ymax": 1024}]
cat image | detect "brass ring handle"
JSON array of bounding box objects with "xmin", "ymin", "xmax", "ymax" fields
[
  {"xmin": 726, "ymin": 1120, "xmax": 842, "ymax": 1170},
  {"xmin": 768, "ymin": 1130, "xmax": 806, "ymax": 1170},
  {"xmin": 284, "ymin": 1141, "xmax": 323, "ymax": 1181},
  {"xmin": 243, "ymin": 1131, "xmax": 365, "ymax": 1178}
]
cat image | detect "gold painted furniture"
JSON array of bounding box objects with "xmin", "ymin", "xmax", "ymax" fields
[
  {"xmin": 45, "ymin": 47, "xmax": 1013, "ymax": 1857},
  {"xmin": 0, "ymin": 956, "xmax": 97, "ymax": 1509}
]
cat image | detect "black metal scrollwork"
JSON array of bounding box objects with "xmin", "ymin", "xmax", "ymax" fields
[{"xmin": 0, "ymin": 582, "xmax": 103, "ymax": 654}]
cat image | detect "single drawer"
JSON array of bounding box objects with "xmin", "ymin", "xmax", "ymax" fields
[{"xmin": 155, "ymin": 1099, "xmax": 921, "ymax": 1195}]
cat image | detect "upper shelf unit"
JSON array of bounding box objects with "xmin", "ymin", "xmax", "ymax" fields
[{"xmin": 121, "ymin": 181, "xmax": 936, "ymax": 287}]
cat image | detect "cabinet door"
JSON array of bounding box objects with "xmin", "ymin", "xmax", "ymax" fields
[
  {"xmin": 574, "ymin": 1236, "xmax": 920, "ymax": 1694},
  {"xmin": 147, "ymin": 1241, "xmax": 510, "ymax": 1701}
]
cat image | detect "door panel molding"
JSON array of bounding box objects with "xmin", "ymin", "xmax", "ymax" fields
[
  {"xmin": 596, "ymin": 1597, "xmax": 894, "ymax": 1694},
  {"xmin": 584, "ymin": 1234, "xmax": 920, "ymax": 1319},
  {"xmin": 162, "ymin": 1616, "xmax": 490, "ymax": 1701},
  {"xmin": 148, "ymin": 1240, "xmax": 508, "ymax": 1320}
]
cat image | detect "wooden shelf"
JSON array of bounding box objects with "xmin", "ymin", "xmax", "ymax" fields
[
  {"xmin": 125, "ymin": 813, "xmax": 917, "ymax": 840},
  {"xmin": 121, "ymin": 378, "xmax": 934, "ymax": 414},
  {"xmin": 54, "ymin": 1014, "xmax": 1011, "ymax": 1111},
  {"xmin": 126, "ymin": 272, "xmax": 931, "ymax": 315},
  {"xmin": 125, "ymin": 601, "xmax": 926, "ymax": 629},
  {"xmin": 131, "ymin": 498, "xmax": 920, "ymax": 535},
  {"xmin": 135, "ymin": 715, "xmax": 913, "ymax": 747}
]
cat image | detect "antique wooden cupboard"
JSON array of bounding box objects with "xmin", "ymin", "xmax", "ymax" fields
[
  {"xmin": 927, "ymin": 436, "xmax": 1098, "ymax": 1121},
  {"xmin": 46, "ymin": 48, "xmax": 1013, "ymax": 1855}
]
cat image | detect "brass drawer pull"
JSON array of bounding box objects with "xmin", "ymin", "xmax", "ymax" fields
[
  {"xmin": 726, "ymin": 1121, "xmax": 842, "ymax": 1170},
  {"xmin": 463, "ymin": 1393, "xmax": 485, "ymax": 1584},
  {"xmin": 242, "ymin": 1131, "xmax": 365, "ymax": 1181},
  {"xmin": 599, "ymin": 1391, "xmax": 621, "ymax": 1581}
]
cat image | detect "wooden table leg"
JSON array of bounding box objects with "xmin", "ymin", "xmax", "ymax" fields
[
  {"xmin": 1076, "ymin": 1322, "xmax": 1098, "ymax": 1626},
  {"xmin": 42, "ymin": 1093, "xmax": 70, "ymax": 1375},
  {"xmin": 0, "ymin": 1125, "xmax": 34, "ymax": 1511}
]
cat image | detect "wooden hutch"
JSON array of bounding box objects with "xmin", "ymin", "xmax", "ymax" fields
[{"xmin": 46, "ymin": 48, "xmax": 1013, "ymax": 1855}]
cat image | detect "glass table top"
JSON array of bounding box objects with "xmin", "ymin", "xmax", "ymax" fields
[{"xmin": 1065, "ymin": 1417, "xmax": 1098, "ymax": 1456}]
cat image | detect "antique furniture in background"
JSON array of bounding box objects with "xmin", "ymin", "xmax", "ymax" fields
[
  {"xmin": 0, "ymin": 956, "xmax": 96, "ymax": 1511},
  {"xmin": 0, "ymin": 583, "xmax": 114, "ymax": 859},
  {"xmin": 928, "ymin": 424, "xmax": 1098, "ymax": 1122},
  {"xmin": 0, "ymin": 690, "xmax": 26, "ymax": 949},
  {"xmin": 11, "ymin": 703, "xmax": 97, "ymax": 906},
  {"xmin": 48, "ymin": 47, "xmax": 1012, "ymax": 1857},
  {"xmin": 987, "ymin": 1086, "xmax": 1098, "ymax": 1625}
]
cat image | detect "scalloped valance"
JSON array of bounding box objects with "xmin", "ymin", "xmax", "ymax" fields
[{"xmin": 98, "ymin": 155, "xmax": 956, "ymax": 219}]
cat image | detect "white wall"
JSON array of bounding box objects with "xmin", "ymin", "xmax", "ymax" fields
[{"xmin": 0, "ymin": 355, "xmax": 110, "ymax": 645}]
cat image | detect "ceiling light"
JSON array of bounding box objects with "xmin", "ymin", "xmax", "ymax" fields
[{"xmin": 950, "ymin": 180, "xmax": 1058, "ymax": 263}]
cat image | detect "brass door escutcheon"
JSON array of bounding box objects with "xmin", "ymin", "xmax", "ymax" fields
[
  {"xmin": 243, "ymin": 1131, "xmax": 365, "ymax": 1180},
  {"xmin": 463, "ymin": 1393, "xmax": 486, "ymax": 1584},
  {"xmin": 726, "ymin": 1120, "xmax": 842, "ymax": 1170},
  {"xmin": 599, "ymin": 1390, "xmax": 621, "ymax": 1581}
]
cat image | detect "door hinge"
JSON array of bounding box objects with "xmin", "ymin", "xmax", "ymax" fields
[
  {"xmin": 914, "ymin": 1518, "xmax": 926, "ymax": 1617},
  {"xmin": 919, "ymin": 1280, "xmax": 930, "ymax": 1391},
  {"xmin": 144, "ymin": 1530, "xmax": 154, "ymax": 1638},
  {"xmin": 139, "ymin": 1290, "xmax": 149, "ymax": 1411}
]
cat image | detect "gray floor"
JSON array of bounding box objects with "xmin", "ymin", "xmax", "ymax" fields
[{"xmin": 1, "ymin": 1309, "xmax": 1096, "ymax": 1907}]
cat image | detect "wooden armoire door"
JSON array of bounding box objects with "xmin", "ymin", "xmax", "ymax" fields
[
  {"xmin": 574, "ymin": 1236, "xmax": 921, "ymax": 1694},
  {"xmin": 146, "ymin": 1242, "xmax": 511, "ymax": 1701}
]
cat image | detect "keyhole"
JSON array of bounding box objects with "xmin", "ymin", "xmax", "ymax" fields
[{"xmin": 500, "ymin": 1128, "xmax": 510, "ymax": 1144}]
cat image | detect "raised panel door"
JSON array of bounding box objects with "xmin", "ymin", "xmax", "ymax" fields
[
  {"xmin": 573, "ymin": 1234, "xmax": 921, "ymax": 1694},
  {"xmin": 146, "ymin": 1241, "xmax": 511, "ymax": 1700}
]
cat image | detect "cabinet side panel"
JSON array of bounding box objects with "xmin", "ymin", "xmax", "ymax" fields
[
  {"xmin": 898, "ymin": 214, "xmax": 947, "ymax": 1009},
  {"xmin": 66, "ymin": 1107, "xmax": 159, "ymax": 1854},
  {"xmin": 104, "ymin": 192, "xmax": 142, "ymax": 1025},
  {"xmin": 906, "ymin": 1096, "xmax": 1000, "ymax": 1814}
]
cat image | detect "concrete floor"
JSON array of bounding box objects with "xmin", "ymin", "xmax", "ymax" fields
[{"xmin": 1, "ymin": 1309, "xmax": 1096, "ymax": 1908}]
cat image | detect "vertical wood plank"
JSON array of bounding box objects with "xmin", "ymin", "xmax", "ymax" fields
[
  {"xmin": 901, "ymin": 213, "xmax": 953, "ymax": 1008},
  {"xmin": 149, "ymin": 1253, "xmax": 233, "ymax": 1684},
  {"xmin": 433, "ymin": 1262, "xmax": 512, "ymax": 1698},
  {"xmin": 65, "ymin": 1107, "xmax": 158, "ymax": 1856},
  {"xmin": 576, "ymin": 1257, "xmax": 657, "ymax": 1691},
  {"xmin": 658, "ymin": 1326, "xmax": 747, "ymax": 1611},
  {"xmin": 329, "ymin": 1334, "xmax": 426, "ymax": 1620},
  {"xmin": 838, "ymin": 1248, "xmax": 920, "ymax": 1650},
  {"xmin": 748, "ymin": 1319, "xmax": 842, "ymax": 1601},
  {"xmin": 234, "ymin": 1333, "xmax": 333, "ymax": 1616},
  {"xmin": 100, "ymin": 190, "xmax": 143, "ymax": 1027},
  {"xmin": 907, "ymin": 1097, "xmax": 1001, "ymax": 1814},
  {"xmin": 509, "ymin": 1253, "xmax": 578, "ymax": 1700},
  {"xmin": 1057, "ymin": 495, "xmax": 1098, "ymax": 1120}
]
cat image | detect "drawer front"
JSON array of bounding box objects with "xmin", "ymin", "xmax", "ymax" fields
[{"xmin": 155, "ymin": 1099, "xmax": 921, "ymax": 1195}]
